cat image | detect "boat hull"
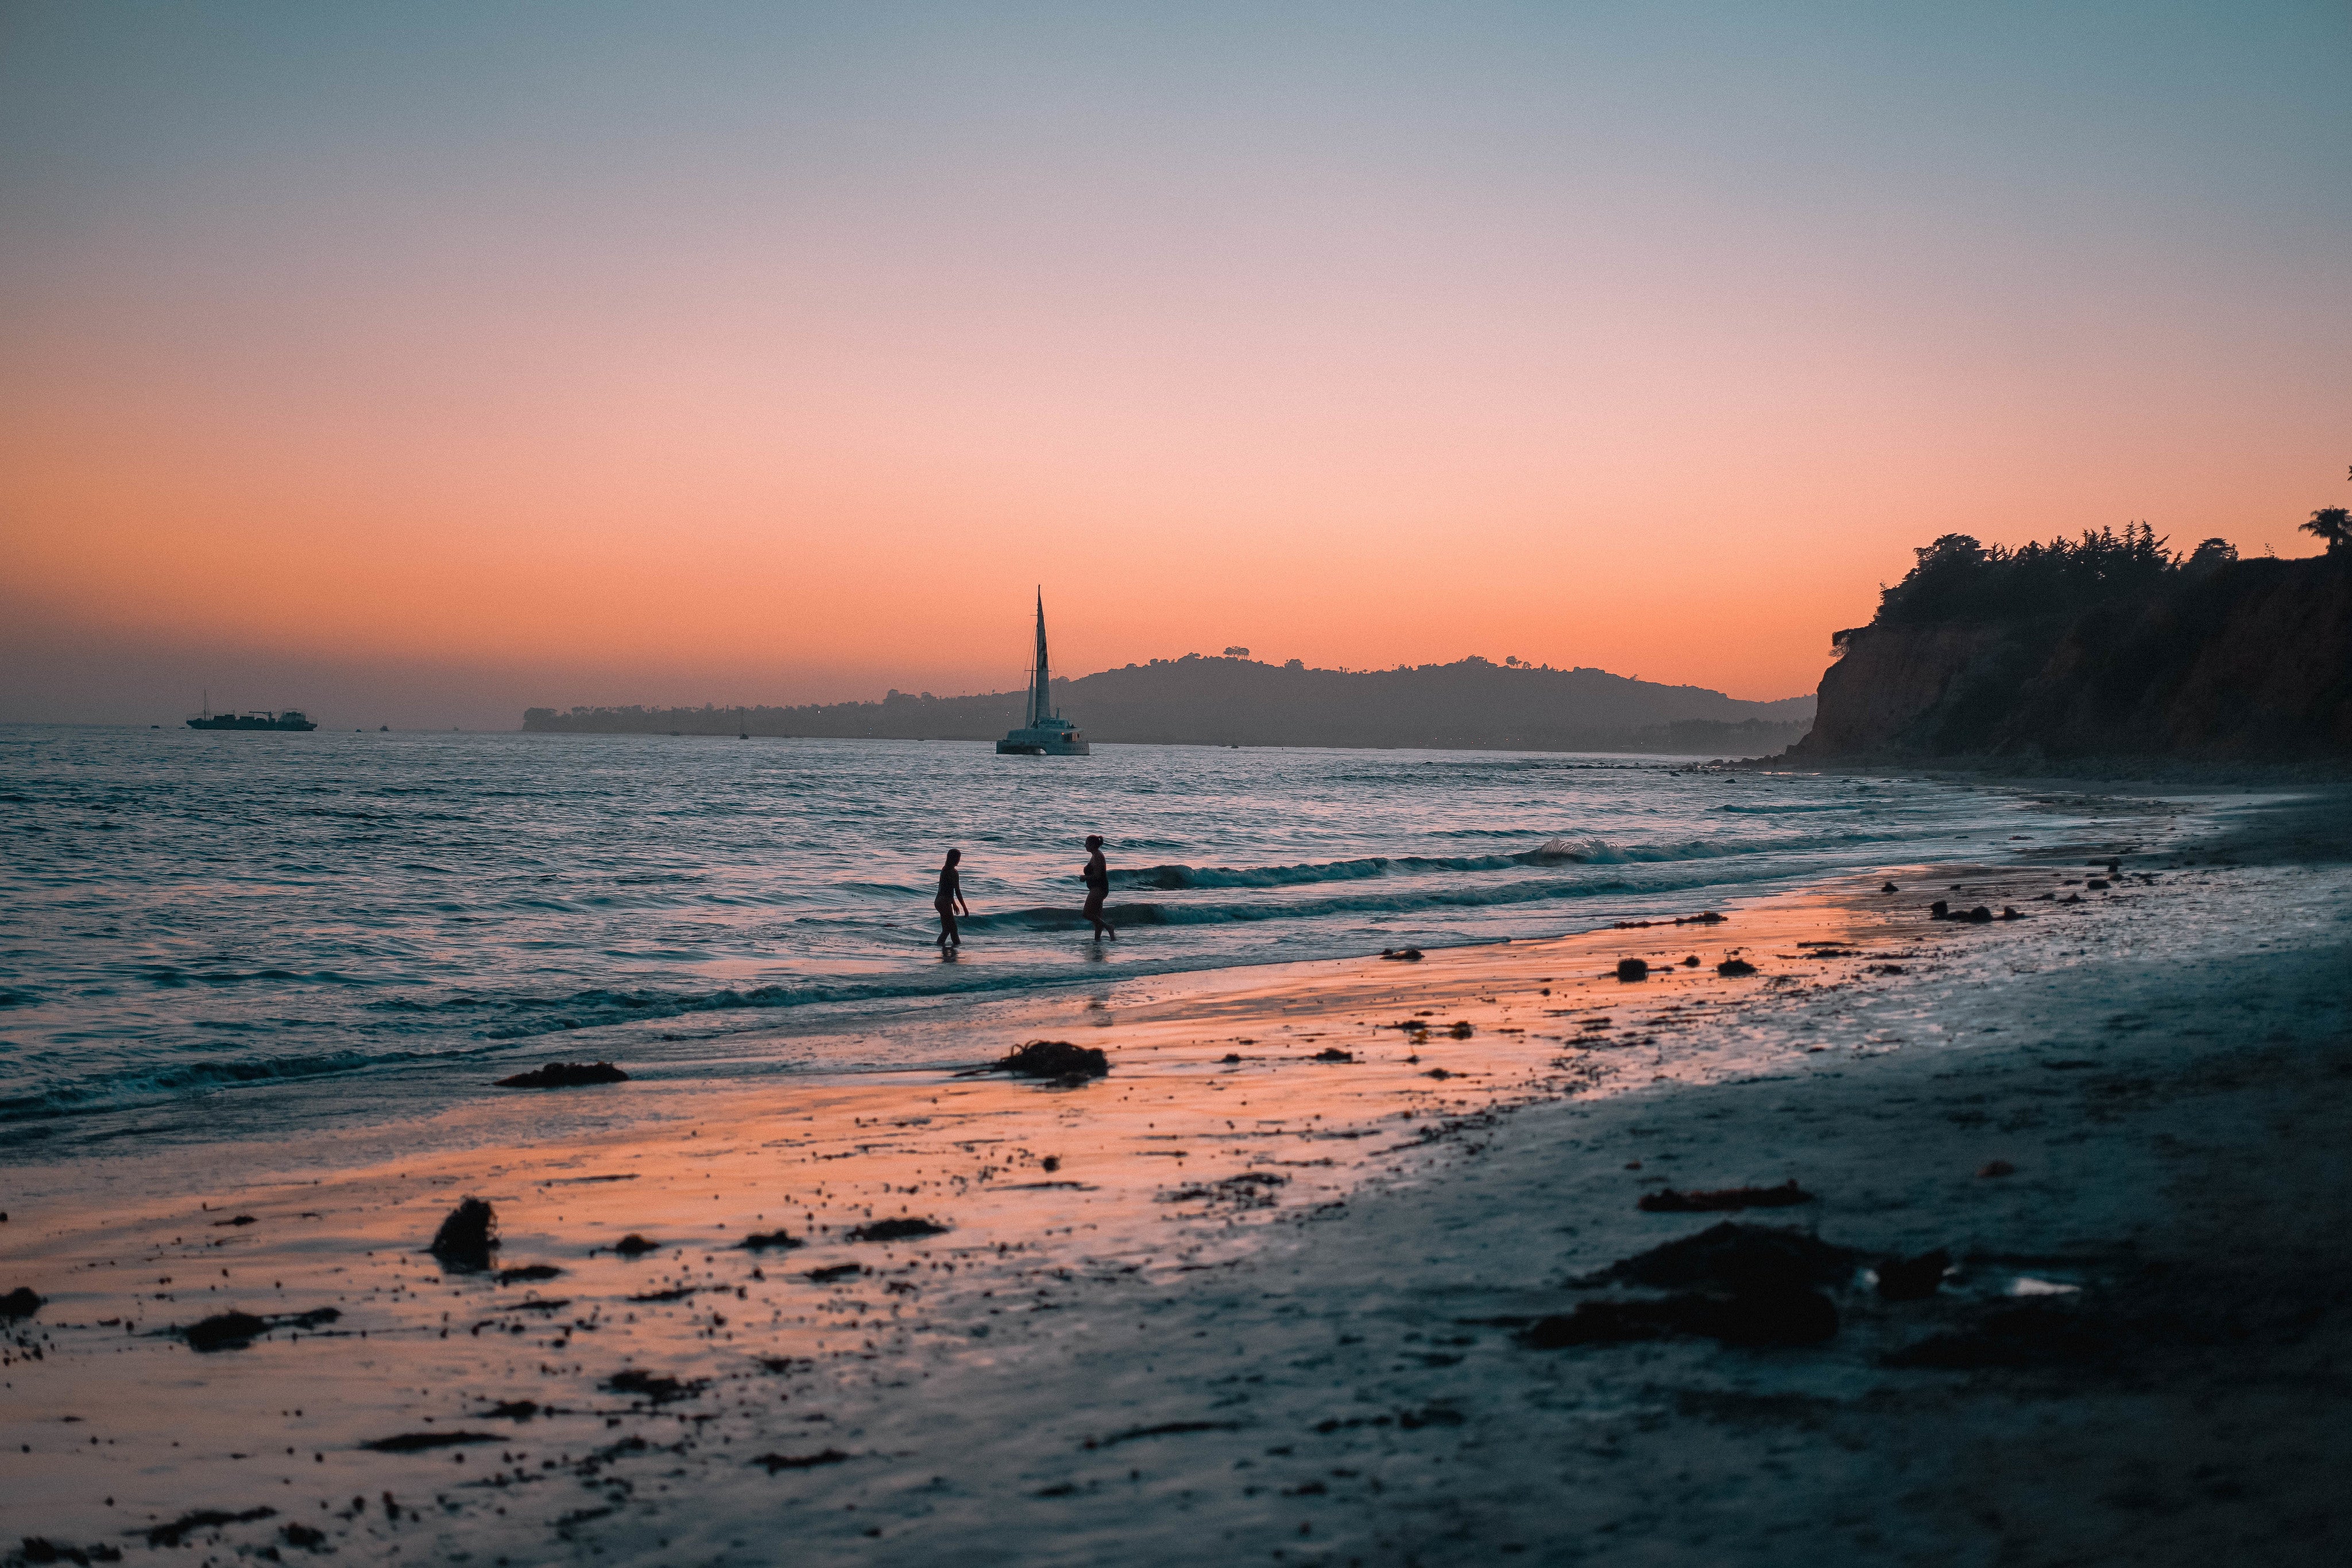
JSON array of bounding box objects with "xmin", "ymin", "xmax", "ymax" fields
[
  {"xmin": 996, "ymin": 725, "xmax": 1089, "ymax": 756},
  {"xmin": 996, "ymin": 737, "xmax": 1090, "ymax": 756}
]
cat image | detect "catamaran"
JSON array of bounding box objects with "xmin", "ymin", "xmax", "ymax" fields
[{"xmin": 996, "ymin": 591, "xmax": 1090, "ymax": 756}]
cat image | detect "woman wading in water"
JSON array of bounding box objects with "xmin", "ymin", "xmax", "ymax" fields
[
  {"xmin": 934, "ymin": 848, "xmax": 970, "ymax": 948},
  {"xmin": 1082, "ymin": 835, "xmax": 1115, "ymax": 941}
]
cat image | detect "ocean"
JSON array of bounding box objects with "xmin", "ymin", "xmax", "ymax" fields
[{"xmin": 0, "ymin": 725, "xmax": 2121, "ymax": 1153}]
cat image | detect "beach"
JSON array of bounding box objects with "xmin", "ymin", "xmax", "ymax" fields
[{"xmin": 6, "ymin": 783, "xmax": 2348, "ymax": 1565}]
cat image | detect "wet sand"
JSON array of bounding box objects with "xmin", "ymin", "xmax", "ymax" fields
[{"xmin": 6, "ymin": 807, "xmax": 2350, "ymax": 1565}]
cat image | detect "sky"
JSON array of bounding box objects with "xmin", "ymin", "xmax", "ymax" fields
[{"xmin": 3, "ymin": 1, "xmax": 2347, "ymax": 729}]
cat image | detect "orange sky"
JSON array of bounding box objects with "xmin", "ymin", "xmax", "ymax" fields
[{"xmin": 3, "ymin": 4, "xmax": 2346, "ymax": 726}]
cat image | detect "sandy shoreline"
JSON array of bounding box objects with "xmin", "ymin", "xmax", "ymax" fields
[{"xmin": 6, "ymin": 792, "xmax": 2349, "ymax": 1565}]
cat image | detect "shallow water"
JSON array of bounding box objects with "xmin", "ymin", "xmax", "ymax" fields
[{"xmin": 0, "ymin": 725, "xmax": 2117, "ymax": 1147}]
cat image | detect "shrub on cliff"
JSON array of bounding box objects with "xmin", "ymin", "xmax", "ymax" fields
[{"xmin": 1850, "ymin": 522, "xmax": 2179, "ymax": 637}]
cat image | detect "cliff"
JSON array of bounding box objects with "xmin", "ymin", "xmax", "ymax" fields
[
  {"xmin": 1790, "ymin": 554, "xmax": 2352, "ymax": 762},
  {"xmin": 525, "ymin": 656, "xmax": 1815, "ymax": 754}
]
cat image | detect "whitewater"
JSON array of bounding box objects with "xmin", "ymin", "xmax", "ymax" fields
[{"xmin": 0, "ymin": 725, "xmax": 2137, "ymax": 1150}]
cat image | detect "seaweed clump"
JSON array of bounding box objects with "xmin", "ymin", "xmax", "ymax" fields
[
  {"xmin": 994, "ymin": 1040, "xmax": 1110, "ymax": 1079},
  {"xmin": 428, "ymin": 1198, "xmax": 498, "ymax": 1271}
]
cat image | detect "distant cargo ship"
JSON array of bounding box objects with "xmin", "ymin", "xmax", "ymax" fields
[
  {"xmin": 996, "ymin": 592, "xmax": 1089, "ymax": 756},
  {"xmin": 187, "ymin": 710, "xmax": 318, "ymax": 731}
]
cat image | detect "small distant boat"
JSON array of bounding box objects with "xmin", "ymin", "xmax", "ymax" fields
[
  {"xmin": 187, "ymin": 709, "xmax": 317, "ymax": 731},
  {"xmin": 996, "ymin": 591, "xmax": 1089, "ymax": 756}
]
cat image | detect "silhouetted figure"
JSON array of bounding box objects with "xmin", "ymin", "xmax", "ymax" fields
[
  {"xmin": 935, "ymin": 849, "xmax": 969, "ymax": 948},
  {"xmin": 1082, "ymin": 835, "xmax": 1115, "ymax": 940}
]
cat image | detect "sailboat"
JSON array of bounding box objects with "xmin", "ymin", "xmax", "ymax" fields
[{"xmin": 996, "ymin": 591, "xmax": 1090, "ymax": 756}]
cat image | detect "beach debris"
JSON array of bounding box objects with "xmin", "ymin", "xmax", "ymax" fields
[
  {"xmin": 1220, "ymin": 1053, "xmax": 1242, "ymax": 1063},
  {"xmin": 1999, "ymin": 906, "xmax": 2024, "ymax": 920},
  {"xmin": 992, "ymin": 1040, "xmax": 1110, "ymax": 1080},
  {"xmin": 1042, "ymin": 1155, "xmax": 1061, "ymax": 1172},
  {"xmin": 1884, "ymin": 1299, "xmax": 2105, "ymax": 1370},
  {"xmin": 1530, "ymin": 1221, "xmax": 1857, "ymax": 1352},
  {"xmin": 494, "ymin": 1264, "xmax": 563, "ymax": 1284},
  {"xmin": 1425, "ymin": 1067, "xmax": 1454, "ymax": 1079},
  {"xmin": 1929, "ymin": 900, "xmax": 1949, "ymax": 917},
  {"xmin": 751, "ymin": 1449, "xmax": 851, "ymax": 1473},
  {"xmin": 361, "ymin": 1430, "xmax": 502, "ymax": 1453},
  {"xmin": 1881, "ymin": 881, "xmax": 1899, "ymax": 893},
  {"xmin": 628, "ymin": 1286, "xmax": 705, "ymax": 1303},
  {"xmin": 1682, "ymin": 955, "xmax": 1700, "ymax": 966},
  {"xmin": 1519, "ymin": 1288, "xmax": 1837, "ymax": 1349},
  {"xmin": 847, "ymin": 1217, "xmax": 949, "ymax": 1242},
  {"xmin": 481, "ymin": 1399, "xmax": 542, "ymax": 1420},
  {"xmin": 738, "ymin": 1230, "xmax": 803, "ymax": 1252},
  {"xmin": 1, "ymin": 1286, "xmax": 41, "ymax": 1321},
  {"xmin": 281, "ymin": 1523, "xmax": 327, "ymax": 1551},
  {"xmin": 1977, "ymin": 1160, "xmax": 2017, "ymax": 1178},
  {"xmin": 1638, "ymin": 1179, "xmax": 1813, "ymax": 1213},
  {"xmin": 142, "ymin": 1508, "xmax": 276, "ymax": 1548},
  {"xmin": 1447, "ymin": 1021, "xmax": 1474, "ymax": 1038},
  {"xmin": 495, "ymin": 1062, "xmax": 629, "ymax": 1089},
  {"xmin": 806, "ymin": 1263, "xmax": 863, "ymax": 1283},
  {"xmin": 1312, "ymin": 1047, "xmax": 1355, "ymax": 1062},
  {"xmin": 210, "ymin": 1214, "xmax": 256, "ymax": 1227},
  {"xmin": 181, "ymin": 1311, "xmax": 272, "ymax": 1353},
  {"xmin": 607, "ymin": 1368, "xmax": 704, "ymax": 1405},
  {"xmin": 179, "ymin": 1306, "xmax": 342, "ymax": 1353},
  {"xmin": 428, "ymin": 1198, "xmax": 498, "ymax": 1271},
  {"xmin": 1877, "ymin": 1248, "xmax": 1952, "ymax": 1301},
  {"xmin": 1716, "ymin": 957, "xmax": 1758, "ymax": 976},
  {"xmin": 1379, "ymin": 947, "xmax": 1423, "ymax": 961},
  {"xmin": 1083, "ymin": 1420, "xmax": 1243, "ymax": 1450},
  {"xmin": 1584, "ymin": 1222, "xmax": 1858, "ymax": 1293},
  {"xmin": 1615, "ymin": 958, "xmax": 1650, "ymax": 982},
  {"xmin": 609, "ymin": 1234, "xmax": 661, "ymax": 1257},
  {"xmin": 17, "ymin": 1538, "xmax": 124, "ymax": 1563},
  {"xmin": 1161, "ymin": 1172, "xmax": 1287, "ymax": 1208},
  {"xmin": 2086, "ymin": 878, "xmax": 2111, "ymax": 890}
]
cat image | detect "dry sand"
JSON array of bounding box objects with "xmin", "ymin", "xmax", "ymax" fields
[{"xmin": 5, "ymin": 794, "xmax": 2349, "ymax": 1566}]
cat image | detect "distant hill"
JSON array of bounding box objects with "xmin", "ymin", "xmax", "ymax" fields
[{"xmin": 524, "ymin": 655, "xmax": 1815, "ymax": 754}]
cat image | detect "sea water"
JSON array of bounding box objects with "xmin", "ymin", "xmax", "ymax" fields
[{"xmin": 0, "ymin": 725, "xmax": 2130, "ymax": 1152}]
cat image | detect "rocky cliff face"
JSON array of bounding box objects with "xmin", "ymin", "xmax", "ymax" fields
[{"xmin": 1789, "ymin": 556, "xmax": 2352, "ymax": 761}]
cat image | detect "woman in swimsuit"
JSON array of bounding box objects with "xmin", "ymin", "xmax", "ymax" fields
[
  {"xmin": 1081, "ymin": 835, "xmax": 1115, "ymax": 940},
  {"xmin": 935, "ymin": 848, "xmax": 969, "ymax": 947}
]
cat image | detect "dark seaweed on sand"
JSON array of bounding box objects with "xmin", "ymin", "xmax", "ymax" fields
[
  {"xmin": 1638, "ymin": 1179, "xmax": 1815, "ymax": 1213},
  {"xmin": 361, "ymin": 1430, "xmax": 502, "ymax": 1453},
  {"xmin": 179, "ymin": 1306, "xmax": 341, "ymax": 1353},
  {"xmin": 992, "ymin": 1040, "xmax": 1109, "ymax": 1079},
  {"xmin": 1, "ymin": 1286, "xmax": 42, "ymax": 1321},
  {"xmin": 494, "ymin": 1264, "xmax": 563, "ymax": 1284},
  {"xmin": 429, "ymin": 1197, "xmax": 498, "ymax": 1271},
  {"xmin": 738, "ymin": 1230, "xmax": 803, "ymax": 1251},
  {"xmin": 495, "ymin": 1061, "xmax": 629, "ymax": 1089},
  {"xmin": 608, "ymin": 1368, "xmax": 704, "ymax": 1405},
  {"xmin": 609, "ymin": 1234, "xmax": 660, "ymax": 1257},
  {"xmin": 751, "ymin": 1449, "xmax": 851, "ymax": 1472},
  {"xmin": 140, "ymin": 1508, "xmax": 276, "ymax": 1548},
  {"xmin": 17, "ymin": 1537, "xmax": 124, "ymax": 1563},
  {"xmin": 1585, "ymin": 1221, "xmax": 1856, "ymax": 1291},
  {"xmin": 846, "ymin": 1216, "xmax": 949, "ymax": 1242},
  {"xmin": 182, "ymin": 1311, "xmax": 271, "ymax": 1353},
  {"xmin": 1525, "ymin": 1222, "xmax": 1858, "ymax": 1350}
]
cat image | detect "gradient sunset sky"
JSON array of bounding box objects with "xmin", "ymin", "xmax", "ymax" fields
[{"xmin": 4, "ymin": 1, "xmax": 2347, "ymax": 727}]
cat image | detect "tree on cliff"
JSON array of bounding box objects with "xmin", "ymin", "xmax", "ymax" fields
[
  {"xmin": 2303, "ymin": 507, "xmax": 2350, "ymax": 555},
  {"xmin": 1864, "ymin": 522, "xmax": 2177, "ymax": 628}
]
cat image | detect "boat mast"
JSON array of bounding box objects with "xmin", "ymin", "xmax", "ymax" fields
[{"xmin": 1030, "ymin": 589, "xmax": 1051, "ymax": 726}]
